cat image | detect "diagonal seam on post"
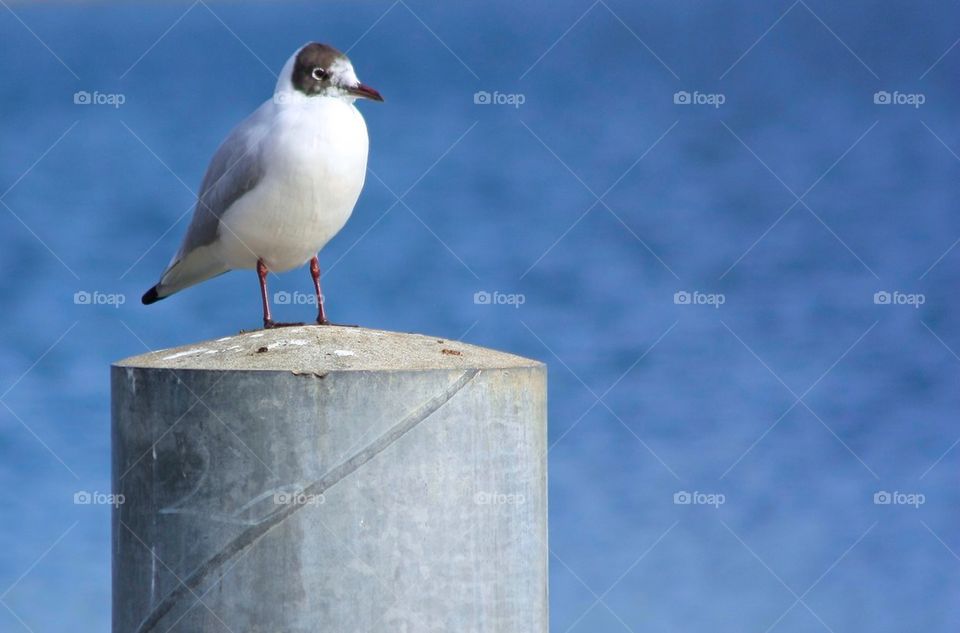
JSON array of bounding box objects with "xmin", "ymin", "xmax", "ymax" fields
[{"xmin": 132, "ymin": 368, "xmax": 479, "ymax": 633}]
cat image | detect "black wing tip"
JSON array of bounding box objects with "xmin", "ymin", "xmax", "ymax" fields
[{"xmin": 141, "ymin": 286, "xmax": 163, "ymax": 305}]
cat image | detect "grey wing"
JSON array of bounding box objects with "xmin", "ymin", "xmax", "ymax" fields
[
  {"xmin": 147, "ymin": 110, "xmax": 269, "ymax": 300},
  {"xmin": 177, "ymin": 119, "xmax": 266, "ymax": 257}
]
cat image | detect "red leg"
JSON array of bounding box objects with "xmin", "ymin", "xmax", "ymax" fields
[
  {"xmin": 258, "ymin": 259, "xmax": 304, "ymax": 329},
  {"xmin": 310, "ymin": 256, "xmax": 329, "ymax": 325},
  {"xmin": 257, "ymin": 259, "xmax": 274, "ymax": 328}
]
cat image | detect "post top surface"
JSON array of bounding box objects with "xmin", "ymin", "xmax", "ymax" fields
[{"xmin": 114, "ymin": 326, "xmax": 543, "ymax": 373}]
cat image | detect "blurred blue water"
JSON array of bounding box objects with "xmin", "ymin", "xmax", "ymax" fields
[{"xmin": 1, "ymin": 1, "xmax": 959, "ymax": 631}]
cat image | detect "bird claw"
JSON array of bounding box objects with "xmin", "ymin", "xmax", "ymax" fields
[
  {"xmin": 315, "ymin": 318, "xmax": 358, "ymax": 327},
  {"xmin": 263, "ymin": 320, "xmax": 305, "ymax": 329}
]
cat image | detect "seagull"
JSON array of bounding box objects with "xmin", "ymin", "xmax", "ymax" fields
[{"xmin": 141, "ymin": 42, "xmax": 383, "ymax": 328}]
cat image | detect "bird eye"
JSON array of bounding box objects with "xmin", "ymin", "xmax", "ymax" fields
[{"xmin": 311, "ymin": 67, "xmax": 328, "ymax": 81}]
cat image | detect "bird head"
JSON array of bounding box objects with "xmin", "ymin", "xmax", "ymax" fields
[{"xmin": 277, "ymin": 42, "xmax": 383, "ymax": 104}]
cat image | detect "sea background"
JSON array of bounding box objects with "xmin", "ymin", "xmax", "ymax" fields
[{"xmin": 1, "ymin": 1, "xmax": 958, "ymax": 630}]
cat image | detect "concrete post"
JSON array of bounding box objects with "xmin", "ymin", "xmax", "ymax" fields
[{"xmin": 111, "ymin": 326, "xmax": 547, "ymax": 633}]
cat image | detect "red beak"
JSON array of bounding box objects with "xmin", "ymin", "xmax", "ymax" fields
[{"xmin": 349, "ymin": 83, "xmax": 384, "ymax": 102}]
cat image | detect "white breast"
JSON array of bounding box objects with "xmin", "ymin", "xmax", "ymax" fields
[{"xmin": 217, "ymin": 97, "xmax": 369, "ymax": 272}]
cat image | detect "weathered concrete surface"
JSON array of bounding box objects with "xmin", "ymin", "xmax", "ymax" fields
[{"xmin": 111, "ymin": 326, "xmax": 547, "ymax": 633}]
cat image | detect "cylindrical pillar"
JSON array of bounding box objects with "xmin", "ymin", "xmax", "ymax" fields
[{"xmin": 111, "ymin": 325, "xmax": 547, "ymax": 633}]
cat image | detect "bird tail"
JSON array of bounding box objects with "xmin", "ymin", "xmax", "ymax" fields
[{"xmin": 142, "ymin": 246, "xmax": 228, "ymax": 305}]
